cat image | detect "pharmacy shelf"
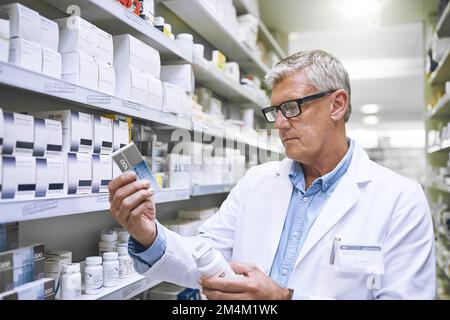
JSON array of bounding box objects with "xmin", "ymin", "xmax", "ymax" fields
[
  {"xmin": 163, "ymin": 0, "xmax": 270, "ymax": 77},
  {"xmin": 191, "ymin": 183, "xmax": 236, "ymax": 196},
  {"xmin": 259, "ymin": 21, "xmax": 287, "ymax": 59},
  {"xmin": 437, "ymin": 1, "xmax": 450, "ymax": 38},
  {"xmin": 428, "ymin": 139, "xmax": 450, "ymax": 155},
  {"xmin": 0, "ymin": 62, "xmax": 192, "ymax": 130},
  {"xmin": 233, "ymin": 0, "xmax": 254, "ymax": 15},
  {"xmin": 193, "ymin": 57, "xmax": 269, "ymax": 108},
  {"xmin": 192, "ymin": 122, "xmax": 284, "ymax": 154},
  {"xmin": 0, "ymin": 188, "xmax": 191, "ymax": 224},
  {"xmin": 41, "ymin": 0, "xmax": 192, "ymax": 63},
  {"xmin": 427, "ymin": 94, "xmax": 450, "ymax": 119},
  {"xmin": 81, "ymin": 274, "xmax": 161, "ymax": 300},
  {"xmin": 429, "ymin": 49, "xmax": 450, "ymax": 85}
]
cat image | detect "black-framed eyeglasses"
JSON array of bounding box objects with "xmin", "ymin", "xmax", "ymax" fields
[{"xmin": 262, "ymin": 89, "xmax": 338, "ymax": 123}]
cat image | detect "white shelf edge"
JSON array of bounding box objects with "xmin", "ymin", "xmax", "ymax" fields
[
  {"xmin": 427, "ymin": 93, "xmax": 450, "ymax": 119},
  {"xmin": 437, "ymin": 1, "xmax": 450, "ymax": 38},
  {"xmin": 259, "ymin": 21, "xmax": 286, "ymax": 59},
  {"xmin": 164, "ymin": 0, "xmax": 269, "ymax": 76},
  {"xmin": 0, "ymin": 62, "xmax": 192, "ymax": 130},
  {"xmin": 191, "ymin": 183, "xmax": 236, "ymax": 196},
  {"xmin": 0, "ymin": 189, "xmax": 191, "ymax": 224},
  {"xmin": 80, "ymin": 275, "xmax": 161, "ymax": 300}
]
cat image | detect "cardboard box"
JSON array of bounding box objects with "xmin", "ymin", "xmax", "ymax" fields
[
  {"xmin": 2, "ymin": 112, "xmax": 34, "ymax": 156},
  {"xmin": 98, "ymin": 59, "xmax": 115, "ymax": 96},
  {"xmin": 35, "ymin": 157, "xmax": 64, "ymax": 198},
  {"xmin": 33, "ymin": 118, "xmax": 63, "ymax": 158},
  {"xmin": 0, "ymin": 16, "xmax": 9, "ymax": 63},
  {"xmin": 9, "ymin": 37, "xmax": 42, "ymax": 73},
  {"xmin": 55, "ymin": 16, "xmax": 98, "ymax": 57},
  {"xmin": 65, "ymin": 152, "xmax": 92, "ymax": 195},
  {"xmin": 160, "ymin": 64, "xmax": 194, "ymax": 93},
  {"xmin": 92, "ymin": 154, "xmax": 112, "ymax": 193},
  {"xmin": 113, "ymin": 34, "xmax": 160, "ymax": 77},
  {"xmin": 40, "ymin": 16, "xmax": 58, "ymax": 51},
  {"xmin": 42, "ymin": 47, "xmax": 61, "ymax": 79},
  {"xmin": 45, "ymin": 250, "xmax": 72, "ymax": 262},
  {"xmin": 0, "ymin": 223, "xmax": 19, "ymax": 252},
  {"xmin": 113, "ymin": 120, "xmax": 130, "ymax": 152},
  {"xmin": 31, "ymin": 110, "xmax": 93, "ymax": 154},
  {"xmin": 0, "ymin": 3, "xmax": 40, "ymax": 43},
  {"xmin": 97, "ymin": 27, "xmax": 113, "ymax": 64},
  {"xmin": 1, "ymin": 156, "xmax": 36, "ymax": 200},
  {"xmin": 61, "ymin": 51, "xmax": 99, "ymax": 90},
  {"xmin": 147, "ymin": 282, "xmax": 200, "ymax": 300},
  {"xmin": 146, "ymin": 75, "xmax": 163, "ymax": 111},
  {"xmin": 0, "ymin": 278, "xmax": 55, "ymax": 300},
  {"xmin": 93, "ymin": 116, "xmax": 113, "ymax": 154},
  {"xmin": 115, "ymin": 66, "xmax": 147, "ymax": 105},
  {"xmin": 162, "ymin": 82, "xmax": 182, "ymax": 114}
]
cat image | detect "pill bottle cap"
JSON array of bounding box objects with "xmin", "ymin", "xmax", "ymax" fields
[
  {"xmin": 63, "ymin": 263, "xmax": 80, "ymax": 274},
  {"xmin": 101, "ymin": 229, "xmax": 118, "ymax": 242},
  {"xmin": 103, "ymin": 252, "xmax": 118, "ymax": 261},
  {"xmin": 154, "ymin": 16, "xmax": 165, "ymax": 26},
  {"xmin": 86, "ymin": 256, "xmax": 102, "ymax": 266},
  {"xmin": 177, "ymin": 33, "xmax": 193, "ymax": 41}
]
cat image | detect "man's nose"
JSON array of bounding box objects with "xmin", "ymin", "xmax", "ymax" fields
[{"xmin": 274, "ymin": 110, "xmax": 290, "ymax": 130}]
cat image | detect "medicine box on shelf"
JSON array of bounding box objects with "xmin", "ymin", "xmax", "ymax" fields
[
  {"xmin": 0, "ymin": 3, "xmax": 41, "ymax": 43},
  {"xmin": 92, "ymin": 154, "xmax": 112, "ymax": 194},
  {"xmin": 93, "ymin": 116, "xmax": 113, "ymax": 155},
  {"xmin": 1, "ymin": 155, "xmax": 36, "ymax": 200},
  {"xmin": 2, "ymin": 111, "xmax": 34, "ymax": 156},
  {"xmin": 147, "ymin": 75, "xmax": 163, "ymax": 111},
  {"xmin": 42, "ymin": 47, "xmax": 61, "ymax": 79},
  {"xmin": 65, "ymin": 152, "xmax": 92, "ymax": 196},
  {"xmin": 115, "ymin": 66, "xmax": 148, "ymax": 105},
  {"xmin": 98, "ymin": 60, "xmax": 116, "ymax": 96},
  {"xmin": 55, "ymin": 16, "xmax": 98, "ymax": 58},
  {"xmin": 0, "ymin": 13, "xmax": 9, "ymax": 63},
  {"xmin": 35, "ymin": 157, "xmax": 64, "ymax": 198},
  {"xmin": 9, "ymin": 37, "xmax": 42, "ymax": 74},
  {"xmin": 161, "ymin": 64, "xmax": 195, "ymax": 93},
  {"xmin": 31, "ymin": 110, "xmax": 94, "ymax": 154},
  {"xmin": 40, "ymin": 16, "xmax": 59, "ymax": 51},
  {"xmin": 33, "ymin": 118, "xmax": 63, "ymax": 158},
  {"xmin": 61, "ymin": 51, "xmax": 99, "ymax": 91}
]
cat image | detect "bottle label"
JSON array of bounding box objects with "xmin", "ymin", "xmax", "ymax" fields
[{"xmin": 85, "ymin": 271, "xmax": 103, "ymax": 289}]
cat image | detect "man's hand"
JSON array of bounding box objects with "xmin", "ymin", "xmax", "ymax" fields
[
  {"xmin": 108, "ymin": 172, "xmax": 157, "ymax": 248},
  {"xmin": 200, "ymin": 262, "xmax": 291, "ymax": 300}
]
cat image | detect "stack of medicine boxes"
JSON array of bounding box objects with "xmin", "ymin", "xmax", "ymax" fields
[
  {"xmin": 0, "ymin": 2, "xmax": 61, "ymax": 79},
  {"xmin": 55, "ymin": 15, "xmax": 115, "ymax": 95}
]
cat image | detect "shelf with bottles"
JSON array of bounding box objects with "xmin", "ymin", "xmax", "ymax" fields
[
  {"xmin": 162, "ymin": 0, "xmax": 269, "ymax": 77},
  {"xmin": 436, "ymin": 0, "xmax": 450, "ymax": 38}
]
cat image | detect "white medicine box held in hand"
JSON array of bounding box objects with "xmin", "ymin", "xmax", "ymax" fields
[
  {"xmin": 92, "ymin": 154, "xmax": 112, "ymax": 194},
  {"xmin": 9, "ymin": 38, "xmax": 42, "ymax": 73},
  {"xmin": 64, "ymin": 152, "xmax": 92, "ymax": 195},
  {"xmin": 33, "ymin": 118, "xmax": 63, "ymax": 158},
  {"xmin": 0, "ymin": 3, "xmax": 41, "ymax": 43},
  {"xmin": 35, "ymin": 157, "xmax": 64, "ymax": 198},
  {"xmin": 2, "ymin": 112, "xmax": 34, "ymax": 156},
  {"xmin": 93, "ymin": 116, "xmax": 113, "ymax": 155},
  {"xmin": 31, "ymin": 110, "xmax": 93, "ymax": 154},
  {"xmin": 55, "ymin": 16, "xmax": 98, "ymax": 58},
  {"xmin": 40, "ymin": 16, "xmax": 59, "ymax": 51},
  {"xmin": 2, "ymin": 156, "xmax": 36, "ymax": 200},
  {"xmin": 61, "ymin": 51, "xmax": 99, "ymax": 91}
]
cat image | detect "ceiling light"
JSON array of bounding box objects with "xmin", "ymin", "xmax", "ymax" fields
[
  {"xmin": 342, "ymin": 0, "xmax": 381, "ymax": 17},
  {"xmin": 360, "ymin": 104, "xmax": 381, "ymax": 114},
  {"xmin": 363, "ymin": 115, "xmax": 379, "ymax": 125}
]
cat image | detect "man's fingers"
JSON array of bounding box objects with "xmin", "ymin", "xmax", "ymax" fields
[
  {"xmin": 116, "ymin": 189, "xmax": 153, "ymax": 224},
  {"xmin": 129, "ymin": 200, "xmax": 156, "ymax": 222},
  {"xmin": 108, "ymin": 172, "xmax": 137, "ymax": 198},
  {"xmin": 202, "ymin": 288, "xmax": 249, "ymax": 300},
  {"xmin": 200, "ymin": 276, "xmax": 248, "ymax": 293},
  {"xmin": 111, "ymin": 180, "xmax": 151, "ymax": 211},
  {"xmin": 229, "ymin": 262, "xmax": 256, "ymax": 275}
]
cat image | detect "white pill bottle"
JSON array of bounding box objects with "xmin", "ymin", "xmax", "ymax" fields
[
  {"xmin": 84, "ymin": 256, "xmax": 103, "ymax": 295},
  {"xmin": 192, "ymin": 239, "xmax": 237, "ymax": 279},
  {"xmin": 60, "ymin": 263, "xmax": 82, "ymax": 300},
  {"xmin": 103, "ymin": 252, "xmax": 119, "ymax": 287}
]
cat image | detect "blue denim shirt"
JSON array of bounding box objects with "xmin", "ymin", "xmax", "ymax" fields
[
  {"xmin": 129, "ymin": 140, "xmax": 355, "ymax": 281},
  {"xmin": 269, "ymin": 139, "xmax": 354, "ymax": 287}
]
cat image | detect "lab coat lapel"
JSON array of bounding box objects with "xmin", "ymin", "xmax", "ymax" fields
[
  {"xmin": 294, "ymin": 144, "xmax": 372, "ymax": 266},
  {"xmin": 268, "ymin": 158, "xmax": 294, "ymax": 264}
]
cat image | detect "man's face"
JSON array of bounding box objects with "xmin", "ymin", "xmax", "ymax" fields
[{"xmin": 272, "ymin": 70, "xmax": 335, "ymax": 164}]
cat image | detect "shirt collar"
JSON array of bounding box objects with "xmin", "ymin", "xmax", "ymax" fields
[{"xmin": 289, "ymin": 138, "xmax": 355, "ymax": 193}]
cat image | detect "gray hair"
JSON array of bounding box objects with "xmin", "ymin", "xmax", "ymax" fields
[{"xmin": 265, "ymin": 50, "xmax": 352, "ymax": 122}]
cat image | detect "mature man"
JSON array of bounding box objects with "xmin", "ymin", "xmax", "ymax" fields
[{"xmin": 108, "ymin": 50, "xmax": 436, "ymax": 299}]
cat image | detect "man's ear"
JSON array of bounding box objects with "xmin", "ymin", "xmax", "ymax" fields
[{"xmin": 330, "ymin": 90, "xmax": 348, "ymax": 121}]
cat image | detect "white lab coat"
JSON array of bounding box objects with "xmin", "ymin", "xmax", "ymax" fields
[{"xmin": 142, "ymin": 142, "xmax": 436, "ymax": 299}]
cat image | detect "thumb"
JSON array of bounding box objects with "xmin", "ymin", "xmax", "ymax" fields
[{"xmin": 229, "ymin": 262, "xmax": 257, "ymax": 275}]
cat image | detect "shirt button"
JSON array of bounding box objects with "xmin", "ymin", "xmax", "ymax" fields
[
  {"xmin": 324, "ymin": 183, "xmax": 329, "ymax": 188},
  {"xmin": 292, "ymin": 231, "xmax": 299, "ymax": 238},
  {"xmin": 282, "ymin": 269, "xmax": 289, "ymax": 275},
  {"xmin": 303, "ymin": 197, "xmax": 310, "ymax": 202}
]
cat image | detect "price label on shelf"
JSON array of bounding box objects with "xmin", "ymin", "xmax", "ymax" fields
[
  {"xmin": 87, "ymin": 95, "xmax": 111, "ymax": 105},
  {"xmin": 22, "ymin": 199, "xmax": 58, "ymax": 216},
  {"xmin": 122, "ymin": 100, "xmax": 141, "ymax": 111},
  {"xmin": 44, "ymin": 82, "xmax": 76, "ymax": 94}
]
